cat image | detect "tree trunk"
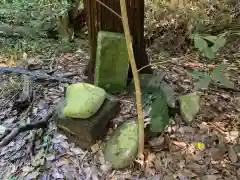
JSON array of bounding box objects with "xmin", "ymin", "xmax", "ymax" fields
[{"xmin": 83, "ymin": 0, "xmax": 152, "ymax": 81}]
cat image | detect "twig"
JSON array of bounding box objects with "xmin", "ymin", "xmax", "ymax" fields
[
  {"xmin": 137, "ymin": 60, "xmax": 175, "ymax": 72},
  {"xmin": 96, "ymin": 0, "xmax": 122, "ymax": 19},
  {"xmin": 0, "ymin": 108, "xmax": 54, "ymax": 147},
  {"xmin": 120, "ymin": 0, "xmax": 145, "ymax": 162},
  {"xmin": 0, "ymin": 121, "xmax": 48, "ymax": 147}
]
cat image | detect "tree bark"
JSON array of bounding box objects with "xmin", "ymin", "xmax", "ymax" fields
[{"xmin": 83, "ymin": 0, "xmax": 152, "ymax": 81}]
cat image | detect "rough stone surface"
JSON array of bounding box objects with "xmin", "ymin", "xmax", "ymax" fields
[
  {"xmin": 179, "ymin": 92, "xmax": 200, "ymax": 123},
  {"xmin": 63, "ymin": 83, "xmax": 106, "ymax": 119},
  {"xmin": 94, "ymin": 31, "xmax": 129, "ymax": 93},
  {"xmin": 104, "ymin": 120, "xmax": 139, "ymax": 169},
  {"xmin": 56, "ymin": 97, "xmax": 120, "ymax": 150}
]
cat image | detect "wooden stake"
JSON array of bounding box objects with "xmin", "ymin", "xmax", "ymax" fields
[{"xmin": 119, "ymin": 0, "xmax": 145, "ymax": 162}]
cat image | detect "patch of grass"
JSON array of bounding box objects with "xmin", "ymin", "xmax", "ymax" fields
[
  {"xmin": 0, "ymin": 36, "xmax": 79, "ymax": 62},
  {"xmin": 144, "ymin": 0, "xmax": 239, "ymax": 55}
]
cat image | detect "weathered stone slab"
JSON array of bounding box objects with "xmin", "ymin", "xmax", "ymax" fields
[
  {"xmin": 94, "ymin": 31, "xmax": 129, "ymax": 93},
  {"xmin": 55, "ymin": 97, "xmax": 120, "ymax": 150}
]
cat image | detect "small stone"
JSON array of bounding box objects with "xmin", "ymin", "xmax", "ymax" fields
[
  {"xmin": 210, "ymin": 145, "xmax": 227, "ymax": 161},
  {"xmin": 94, "ymin": 31, "xmax": 129, "ymax": 93},
  {"xmin": 179, "ymin": 92, "xmax": 200, "ymax": 123},
  {"xmin": 100, "ymin": 164, "xmax": 112, "ymax": 172},
  {"xmin": 0, "ymin": 125, "xmax": 6, "ymax": 135},
  {"xmin": 237, "ymin": 168, "xmax": 240, "ymax": 179}
]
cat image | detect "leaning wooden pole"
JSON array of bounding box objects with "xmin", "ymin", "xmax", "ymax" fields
[
  {"xmin": 83, "ymin": 0, "xmax": 152, "ymax": 81},
  {"xmin": 120, "ymin": 0, "xmax": 145, "ymax": 162}
]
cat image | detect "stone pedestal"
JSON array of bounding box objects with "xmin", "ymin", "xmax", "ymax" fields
[{"xmin": 56, "ymin": 97, "xmax": 120, "ymax": 149}]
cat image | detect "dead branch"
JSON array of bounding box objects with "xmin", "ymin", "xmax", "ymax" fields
[
  {"xmin": 0, "ymin": 66, "xmax": 83, "ymax": 84},
  {"xmin": 0, "ymin": 108, "xmax": 54, "ymax": 147}
]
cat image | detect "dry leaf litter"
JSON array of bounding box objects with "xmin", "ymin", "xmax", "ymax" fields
[{"xmin": 0, "ymin": 39, "xmax": 239, "ymax": 180}]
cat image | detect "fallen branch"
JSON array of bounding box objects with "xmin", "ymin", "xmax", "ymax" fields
[
  {"xmin": 0, "ymin": 108, "xmax": 54, "ymax": 147},
  {"xmin": 0, "ymin": 66, "xmax": 83, "ymax": 84}
]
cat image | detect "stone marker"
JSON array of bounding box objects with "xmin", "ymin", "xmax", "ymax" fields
[
  {"xmin": 94, "ymin": 31, "xmax": 129, "ymax": 93},
  {"xmin": 56, "ymin": 97, "xmax": 120, "ymax": 150}
]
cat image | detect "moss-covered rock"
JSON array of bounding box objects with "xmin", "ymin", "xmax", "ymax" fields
[
  {"xmin": 94, "ymin": 31, "xmax": 129, "ymax": 93},
  {"xmin": 104, "ymin": 120, "xmax": 139, "ymax": 169},
  {"xmin": 63, "ymin": 83, "xmax": 106, "ymax": 119}
]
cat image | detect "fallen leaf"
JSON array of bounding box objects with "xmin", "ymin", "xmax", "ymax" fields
[
  {"xmin": 149, "ymin": 91, "xmax": 170, "ymax": 133},
  {"xmin": 193, "ymin": 142, "xmax": 205, "ymax": 151},
  {"xmin": 226, "ymin": 131, "xmax": 239, "ymax": 141},
  {"xmin": 228, "ymin": 146, "xmax": 238, "ymax": 163},
  {"xmin": 46, "ymin": 154, "xmax": 55, "ymax": 161},
  {"xmin": 202, "ymin": 175, "xmax": 219, "ymax": 180},
  {"xmin": 56, "ymin": 157, "xmax": 70, "ymax": 167},
  {"xmin": 25, "ymin": 170, "xmax": 39, "ymax": 179},
  {"xmin": 160, "ymin": 81, "xmax": 177, "ymax": 108},
  {"xmin": 148, "ymin": 136, "xmax": 165, "ymax": 147},
  {"xmin": 145, "ymin": 153, "xmax": 156, "ymax": 168},
  {"xmin": 162, "ymin": 175, "xmax": 174, "ymax": 180},
  {"xmin": 187, "ymin": 162, "xmax": 207, "ymax": 174},
  {"xmin": 70, "ymin": 147, "xmax": 84, "ymax": 155},
  {"xmin": 100, "ymin": 164, "xmax": 112, "ymax": 173},
  {"xmin": 210, "ymin": 146, "xmax": 227, "ymax": 161},
  {"xmin": 194, "ymin": 75, "xmax": 211, "ymax": 91},
  {"xmin": 91, "ymin": 143, "xmax": 100, "ymax": 153},
  {"xmin": 0, "ymin": 125, "xmax": 6, "ymax": 135},
  {"xmin": 172, "ymin": 141, "xmax": 187, "ymax": 148},
  {"xmin": 51, "ymin": 171, "xmax": 64, "ymax": 179},
  {"xmin": 237, "ymin": 168, "xmax": 240, "ymax": 179},
  {"xmin": 22, "ymin": 166, "xmax": 34, "ymax": 176},
  {"xmin": 0, "ymin": 63, "xmax": 7, "ymax": 67},
  {"xmin": 90, "ymin": 166, "xmax": 99, "ymax": 180}
]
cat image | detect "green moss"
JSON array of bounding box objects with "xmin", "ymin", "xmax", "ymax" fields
[
  {"xmin": 94, "ymin": 31, "xmax": 129, "ymax": 93},
  {"xmin": 63, "ymin": 83, "xmax": 106, "ymax": 119}
]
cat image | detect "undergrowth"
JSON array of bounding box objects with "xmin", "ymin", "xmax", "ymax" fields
[
  {"xmin": 0, "ymin": 37, "xmax": 78, "ymax": 60},
  {"xmin": 0, "ymin": 0, "xmax": 83, "ymax": 61},
  {"xmin": 0, "ymin": 0, "xmax": 239, "ymax": 61},
  {"xmin": 144, "ymin": 0, "xmax": 239, "ymax": 55}
]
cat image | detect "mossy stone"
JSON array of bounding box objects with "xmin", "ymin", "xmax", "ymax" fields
[
  {"xmin": 104, "ymin": 120, "xmax": 138, "ymax": 169},
  {"xmin": 94, "ymin": 31, "xmax": 129, "ymax": 93},
  {"xmin": 63, "ymin": 83, "xmax": 106, "ymax": 119}
]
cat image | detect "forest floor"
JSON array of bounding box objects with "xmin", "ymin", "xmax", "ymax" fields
[{"xmin": 0, "ymin": 36, "xmax": 239, "ymax": 180}]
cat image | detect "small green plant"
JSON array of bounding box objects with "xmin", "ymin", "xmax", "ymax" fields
[
  {"xmin": 193, "ymin": 32, "xmax": 228, "ymax": 60},
  {"xmin": 188, "ymin": 64, "xmax": 234, "ymax": 91},
  {"xmin": 192, "ymin": 31, "xmax": 240, "ymax": 60}
]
